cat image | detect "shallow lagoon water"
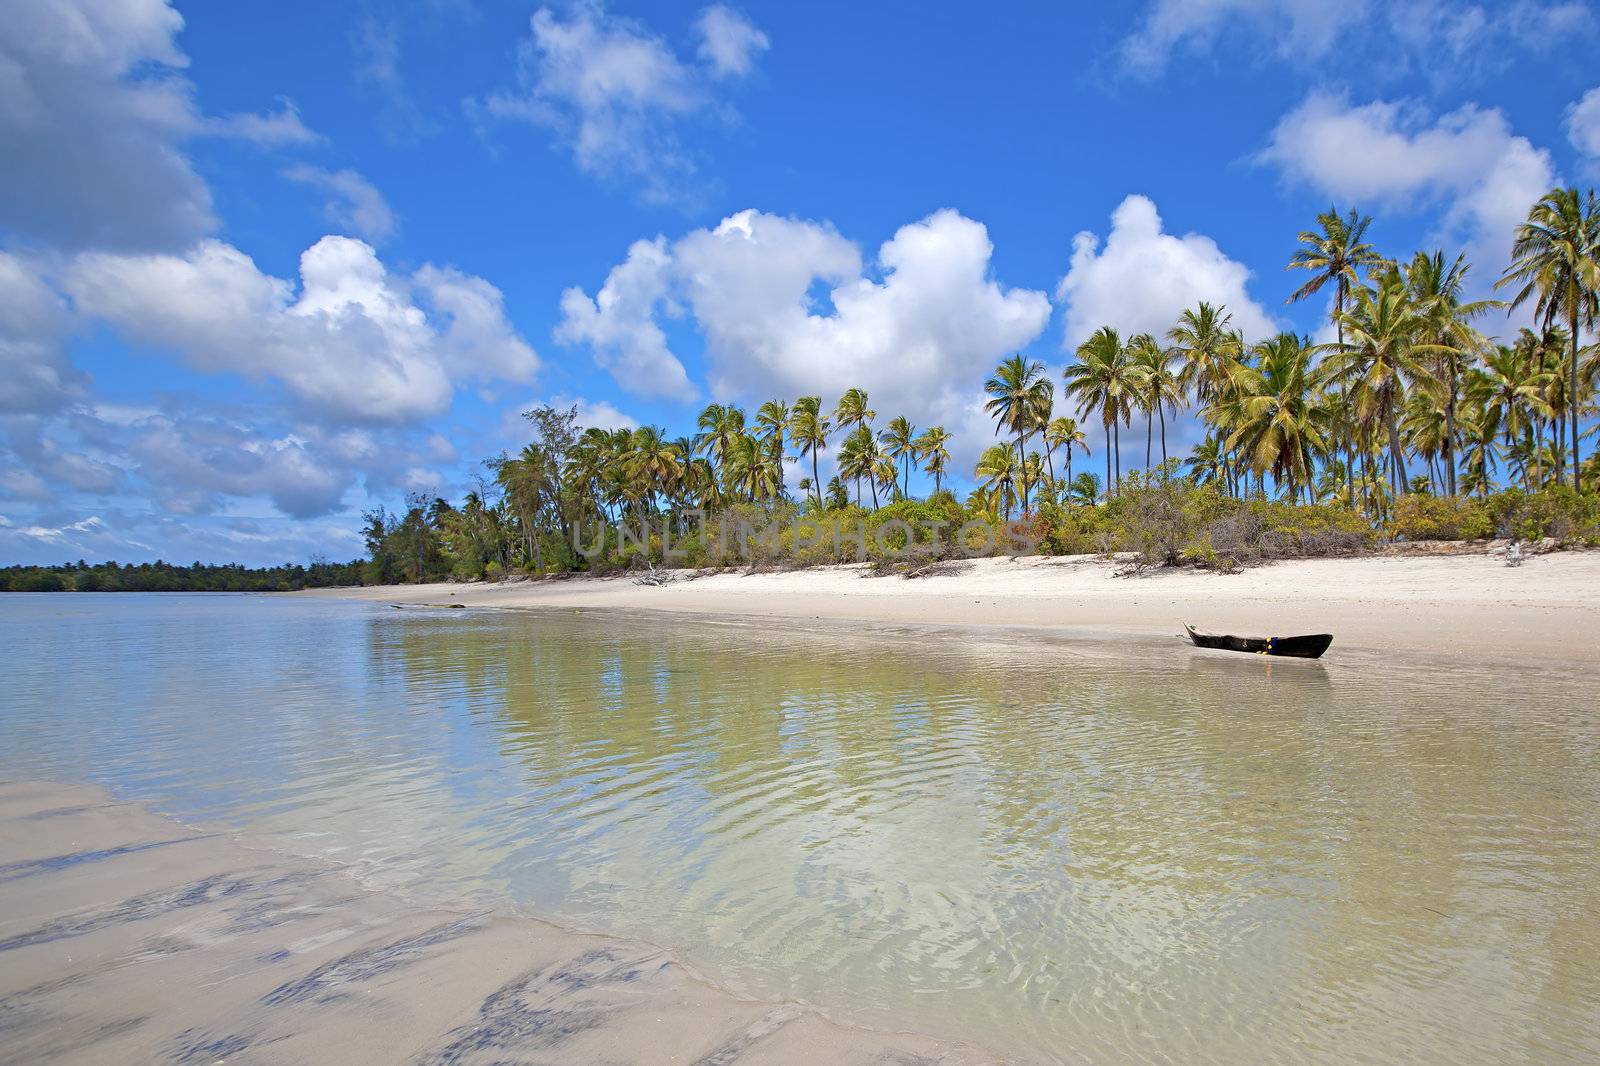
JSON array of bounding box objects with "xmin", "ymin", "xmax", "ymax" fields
[{"xmin": 2, "ymin": 593, "xmax": 1597, "ymax": 1063}]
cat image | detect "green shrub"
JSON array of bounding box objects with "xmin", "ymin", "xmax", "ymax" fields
[
  {"xmin": 1480, "ymin": 488, "xmax": 1600, "ymax": 545},
  {"xmin": 1387, "ymin": 495, "xmax": 1489, "ymax": 540}
]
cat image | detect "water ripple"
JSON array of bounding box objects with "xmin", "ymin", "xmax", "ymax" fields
[{"xmin": 2, "ymin": 593, "xmax": 1598, "ymax": 1064}]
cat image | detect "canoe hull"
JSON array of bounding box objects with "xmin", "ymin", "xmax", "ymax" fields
[{"xmin": 1185, "ymin": 625, "xmax": 1332, "ymax": 659}]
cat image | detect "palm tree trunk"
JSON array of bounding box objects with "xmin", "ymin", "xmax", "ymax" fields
[
  {"xmin": 869, "ymin": 475, "xmax": 879, "ymax": 509},
  {"xmin": 1570, "ymin": 307, "xmax": 1582, "ymax": 492},
  {"xmin": 1113, "ymin": 422, "xmax": 1122, "ymax": 492},
  {"xmin": 1104, "ymin": 422, "xmax": 1113, "ymax": 501},
  {"xmin": 1533, "ymin": 422, "xmax": 1543, "ymax": 489},
  {"xmin": 1145, "ymin": 405, "xmax": 1153, "ymax": 472},
  {"xmin": 1388, "ymin": 408, "xmax": 1408, "ymax": 494},
  {"xmin": 1336, "ymin": 279, "xmax": 1355, "ymax": 509},
  {"xmin": 1016, "ymin": 427, "xmax": 1029, "ymax": 513},
  {"xmin": 1360, "ymin": 446, "xmax": 1372, "ymax": 514},
  {"xmin": 1556, "ymin": 411, "xmax": 1566, "ymax": 475},
  {"xmin": 1158, "ymin": 405, "xmax": 1168, "ymax": 478},
  {"xmin": 811, "ymin": 451, "xmax": 822, "ymax": 509},
  {"xmin": 1444, "ymin": 353, "xmax": 1459, "ymax": 497}
]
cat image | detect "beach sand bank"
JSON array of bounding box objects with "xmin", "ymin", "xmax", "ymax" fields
[
  {"xmin": 0, "ymin": 780, "xmax": 993, "ymax": 1065},
  {"xmin": 299, "ymin": 551, "xmax": 1600, "ymax": 667}
]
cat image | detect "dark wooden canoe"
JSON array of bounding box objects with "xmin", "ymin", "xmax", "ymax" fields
[{"xmin": 1185, "ymin": 624, "xmax": 1332, "ymax": 659}]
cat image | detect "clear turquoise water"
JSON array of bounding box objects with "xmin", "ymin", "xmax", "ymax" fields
[{"xmin": 2, "ymin": 593, "xmax": 1597, "ymax": 1063}]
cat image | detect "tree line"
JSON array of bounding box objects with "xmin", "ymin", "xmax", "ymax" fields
[
  {"xmin": 357, "ymin": 185, "xmax": 1597, "ymax": 582},
  {"xmin": 0, "ymin": 558, "xmax": 367, "ymax": 593}
]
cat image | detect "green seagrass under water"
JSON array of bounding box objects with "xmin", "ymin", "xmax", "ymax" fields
[{"xmin": 2, "ymin": 593, "xmax": 1597, "ymax": 1063}]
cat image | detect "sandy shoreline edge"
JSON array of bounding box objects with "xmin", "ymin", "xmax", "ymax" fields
[
  {"xmin": 296, "ymin": 551, "xmax": 1600, "ymax": 669},
  {"xmin": 0, "ymin": 779, "xmax": 998, "ymax": 1065}
]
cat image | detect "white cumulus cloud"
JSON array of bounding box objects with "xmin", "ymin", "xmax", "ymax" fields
[
  {"xmin": 683, "ymin": 210, "xmax": 1050, "ymax": 414},
  {"xmin": 559, "ymin": 207, "xmax": 1052, "ymax": 473},
  {"xmin": 696, "ymin": 5, "xmax": 770, "ymax": 78},
  {"xmin": 127, "ymin": 414, "xmax": 350, "ymax": 518},
  {"xmin": 1121, "ymin": 0, "xmax": 1359, "ymax": 76},
  {"xmin": 66, "ymin": 237, "xmax": 539, "ymax": 425},
  {"xmin": 1055, "ymin": 195, "xmax": 1276, "ymax": 349},
  {"xmin": 1257, "ymin": 91, "xmax": 1556, "ymax": 282},
  {"xmin": 3, "ymin": 416, "xmax": 122, "ymax": 495},
  {"xmin": 473, "ymin": 4, "xmax": 767, "ymax": 202},
  {"xmin": 1567, "ymin": 85, "xmax": 1600, "ymax": 165},
  {"xmin": 0, "ymin": 252, "xmax": 84, "ymax": 414},
  {"xmin": 205, "ymin": 99, "xmax": 321, "ymax": 146},
  {"xmin": 1119, "ymin": 0, "xmax": 1592, "ymax": 79},
  {"xmin": 284, "ymin": 166, "xmax": 397, "ymax": 243},
  {"xmin": 0, "ymin": 0, "xmax": 321, "ymax": 252},
  {"xmin": 0, "ymin": 0, "xmax": 211, "ymax": 251},
  {"xmin": 555, "ymin": 236, "xmax": 693, "ymax": 400}
]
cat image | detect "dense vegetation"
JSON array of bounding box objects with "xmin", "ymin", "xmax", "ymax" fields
[
  {"xmin": 0, "ymin": 559, "xmax": 366, "ymax": 593},
  {"xmin": 360, "ymin": 188, "xmax": 1599, "ymax": 581}
]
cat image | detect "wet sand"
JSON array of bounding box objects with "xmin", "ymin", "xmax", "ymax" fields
[
  {"xmin": 299, "ymin": 551, "xmax": 1600, "ymax": 667},
  {"xmin": 0, "ymin": 780, "xmax": 994, "ymax": 1065}
]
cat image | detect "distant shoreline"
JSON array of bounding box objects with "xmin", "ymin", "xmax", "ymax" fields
[{"xmin": 299, "ymin": 549, "xmax": 1600, "ymax": 670}]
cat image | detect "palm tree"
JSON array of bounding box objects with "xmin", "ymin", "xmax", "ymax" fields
[
  {"xmin": 1404, "ymin": 250, "xmax": 1497, "ymax": 495},
  {"xmin": 880, "ymin": 416, "xmax": 918, "ymax": 499},
  {"xmin": 983, "ymin": 355, "xmax": 1053, "ymax": 513},
  {"xmin": 1065, "ymin": 472, "xmax": 1101, "ymax": 506},
  {"xmin": 1330, "ymin": 276, "xmax": 1441, "ymax": 497},
  {"xmin": 1518, "ymin": 325, "xmax": 1569, "ymax": 481},
  {"xmin": 755, "ymin": 399, "xmax": 791, "ymax": 495},
  {"xmin": 1044, "ymin": 416, "xmax": 1089, "ymax": 495},
  {"xmin": 1456, "ymin": 387, "xmax": 1500, "ymax": 498},
  {"xmin": 834, "ymin": 388, "xmax": 875, "ymax": 435},
  {"xmin": 1128, "ymin": 333, "xmax": 1183, "ymax": 476},
  {"xmin": 1169, "ymin": 302, "xmax": 1242, "ymax": 406},
  {"xmin": 915, "ymin": 425, "xmax": 953, "ymax": 494},
  {"xmin": 1063, "ymin": 327, "xmax": 1139, "ymax": 497},
  {"xmin": 837, "ymin": 424, "xmax": 881, "ymax": 507},
  {"xmin": 682, "ymin": 455, "xmax": 723, "ymax": 510},
  {"xmin": 1288, "ymin": 207, "xmax": 1382, "ymax": 346},
  {"xmin": 494, "ymin": 444, "xmax": 554, "ymax": 572},
  {"xmin": 1226, "ymin": 333, "xmax": 1327, "ymax": 502},
  {"xmin": 1401, "ymin": 389, "xmax": 1450, "ymax": 493},
  {"xmin": 1473, "ymin": 341, "xmax": 1555, "ymax": 489},
  {"xmin": 628, "ymin": 426, "xmax": 684, "ymax": 512},
  {"xmin": 696, "ymin": 403, "xmax": 746, "ymax": 486},
  {"xmin": 825, "ymin": 475, "xmax": 850, "ymax": 510},
  {"xmin": 1023, "ymin": 452, "xmax": 1046, "ymax": 505},
  {"xmin": 725, "ymin": 432, "xmax": 782, "ymax": 501},
  {"xmin": 1184, "ymin": 435, "xmax": 1228, "ymax": 489},
  {"xmin": 788, "ymin": 396, "xmax": 830, "ymax": 510},
  {"xmin": 1499, "ymin": 187, "xmax": 1600, "ymax": 491},
  {"xmin": 756, "ymin": 399, "xmax": 789, "ymax": 443},
  {"xmin": 1287, "ymin": 210, "xmax": 1382, "ymax": 503},
  {"xmin": 966, "ymin": 485, "xmax": 999, "ymax": 519},
  {"xmin": 1169, "ymin": 302, "xmax": 1248, "ymax": 497},
  {"xmin": 974, "ymin": 442, "xmax": 1020, "ymax": 519},
  {"xmin": 872, "ymin": 452, "xmax": 898, "ymax": 506}
]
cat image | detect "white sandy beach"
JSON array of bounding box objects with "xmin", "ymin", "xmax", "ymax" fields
[{"xmin": 300, "ymin": 550, "xmax": 1600, "ymax": 667}]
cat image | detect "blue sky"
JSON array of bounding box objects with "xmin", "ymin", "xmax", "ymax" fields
[{"xmin": 3, "ymin": 0, "xmax": 1599, "ymax": 565}]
